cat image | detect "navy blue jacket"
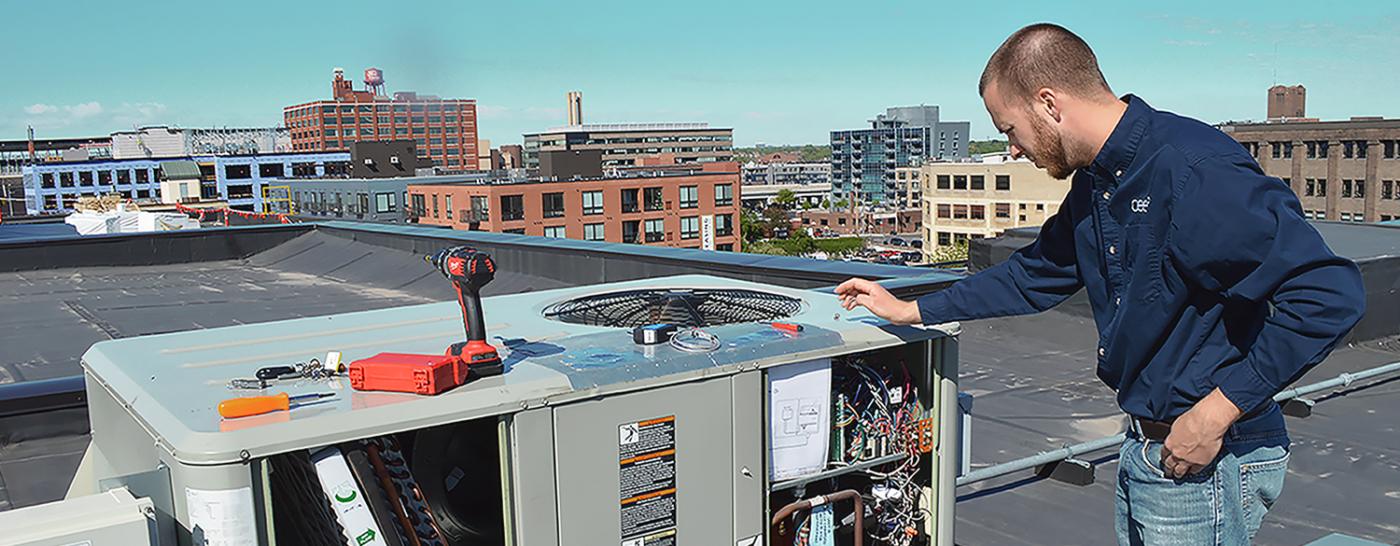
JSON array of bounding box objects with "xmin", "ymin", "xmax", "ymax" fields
[{"xmin": 917, "ymin": 96, "xmax": 1365, "ymax": 438}]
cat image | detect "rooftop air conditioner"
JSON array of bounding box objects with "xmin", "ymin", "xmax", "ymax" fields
[{"xmin": 70, "ymin": 274, "xmax": 960, "ymax": 546}]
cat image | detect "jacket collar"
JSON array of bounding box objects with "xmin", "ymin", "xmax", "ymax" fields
[{"xmin": 1087, "ymin": 95, "xmax": 1151, "ymax": 183}]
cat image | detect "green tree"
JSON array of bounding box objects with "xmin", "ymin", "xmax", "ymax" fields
[
  {"xmin": 813, "ymin": 236, "xmax": 865, "ymax": 258},
  {"xmin": 927, "ymin": 239, "xmax": 970, "ymax": 263},
  {"xmin": 740, "ymin": 209, "xmax": 766, "ymax": 243},
  {"xmin": 774, "ymin": 189, "xmax": 797, "ymax": 209}
]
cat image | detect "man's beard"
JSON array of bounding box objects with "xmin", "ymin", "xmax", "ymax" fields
[{"xmin": 1026, "ymin": 114, "xmax": 1075, "ymax": 180}]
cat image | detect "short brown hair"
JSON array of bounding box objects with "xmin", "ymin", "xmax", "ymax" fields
[{"xmin": 980, "ymin": 23, "xmax": 1113, "ymax": 101}]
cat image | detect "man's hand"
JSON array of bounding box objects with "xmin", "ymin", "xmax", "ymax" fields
[
  {"xmin": 834, "ymin": 278, "xmax": 921, "ymax": 325},
  {"xmin": 1161, "ymin": 388, "xmax": 1243, "ymax": 478}
]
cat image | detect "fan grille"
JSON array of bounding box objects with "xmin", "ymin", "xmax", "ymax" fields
[{"xmin": 542, "ymin": 288, "xmax": 803, "ymax": 328}]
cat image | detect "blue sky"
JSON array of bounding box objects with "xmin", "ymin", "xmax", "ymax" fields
[{"xmin": 3, "ymin": 0, "xmax": 1397, "ymax": 147}]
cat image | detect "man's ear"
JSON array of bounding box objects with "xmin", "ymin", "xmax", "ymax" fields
[{"xmin": 1037, "ymin": 88, "xmax": 1061, "ymax": 123}]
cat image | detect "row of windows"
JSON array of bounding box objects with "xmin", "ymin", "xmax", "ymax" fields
[
  {"xmin": 453, "ymin": 184, "xmax": 735, "ymax": 222},
  {"xmin": 933, "ymin": 202, "xmax": 1046, "ymax": 220},
  {"xmin": 421, "ymin": 208, "xmax": 735, "ymax": 243},
  {"xmin": 933, "ymin": 232, "xmax": 985, "ymax": 246},
  {"xmin": 39, "ymin": 189, "xmax": 154, "ymax": 210},
  {"xmin": 1304, "ymin": 178, "xmax": 1400, "ymax": 199},
  {"xmin": 286, "ymin": 102, "xmax": 474, "ymax": 117},
  {"xmin": 933, "ymin": 174, "xmax": 1013, "ymax": 192},
  {"xmin": 1259, "ymin": 139, "xmax": 1400, "ymax": 160}
]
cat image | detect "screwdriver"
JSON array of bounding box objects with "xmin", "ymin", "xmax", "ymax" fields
[{"xmin": 218, "ymin": 392, "xmax": 335, "ymax": 419}]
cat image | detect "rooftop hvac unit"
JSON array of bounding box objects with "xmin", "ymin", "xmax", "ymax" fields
[{"xmin": 66, "ymin": 273, "xmax": 959, "ymax": 546}]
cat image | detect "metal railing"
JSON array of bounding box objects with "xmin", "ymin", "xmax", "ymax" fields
[{"xmin": 955, "ymin": 360, "xmax": 1400, "ymax": 488}]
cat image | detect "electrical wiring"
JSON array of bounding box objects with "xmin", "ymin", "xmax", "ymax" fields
[{"xmin": 827, "ymin": 356, "xmax": 929, "ymax": 546}]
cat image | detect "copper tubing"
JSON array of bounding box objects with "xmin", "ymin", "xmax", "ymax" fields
[
  {"xmin": 367, "ymin": 441, "xmax": 423, "ymax": 546},
  {"xmin": 771, "ymin": 489, "xmax": 864, "ymax": 546}
]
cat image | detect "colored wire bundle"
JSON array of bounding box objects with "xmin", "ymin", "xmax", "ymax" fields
[{"xmin": 829, "ymin": 357, "xmax": 929, "ymax": 545}]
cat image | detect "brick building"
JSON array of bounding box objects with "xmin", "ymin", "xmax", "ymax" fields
[
  {"xmin": 795, "ymin": 208, "xmax": 921, "ymax": 236},
  {"xmin": 283, "ymin": 68, "xmax": 479, "ymax": 170},
  {"xmin": 1220, "ymin": 117, "xmax": 1400, "ymax": 223},
  {"xmin": 407, "ymin": 163, "xmax": 742, "ymax": 251}
]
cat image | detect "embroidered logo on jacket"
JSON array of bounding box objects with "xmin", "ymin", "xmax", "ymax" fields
[{"xmin": 1131, "ymin": 196, "xmax": 1151, "ymax": 214}]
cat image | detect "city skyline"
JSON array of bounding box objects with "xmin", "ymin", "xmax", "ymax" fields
[{"xmin": 3, "ymin": 0, "xmax": 1398, "ymax": 147}]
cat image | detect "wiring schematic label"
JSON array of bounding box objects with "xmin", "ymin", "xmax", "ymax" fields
[{"xmin": 619, "ymin": 415, "xmax": 677, "ymax": 542}]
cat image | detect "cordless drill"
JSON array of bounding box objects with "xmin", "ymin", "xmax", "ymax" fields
[{"xmin": 426, "ymin": 246, "xmax": 504, "ymax": 379}]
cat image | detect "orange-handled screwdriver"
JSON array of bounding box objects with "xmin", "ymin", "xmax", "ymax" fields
[{"xmin": 218, "ymin": 392, "xmax": 335, "ymax": 419}]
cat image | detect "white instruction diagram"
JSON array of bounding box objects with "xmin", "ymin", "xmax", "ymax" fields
[{"xmin": 768, "ymin": 358, "xmax": 831, "ymax": 480}]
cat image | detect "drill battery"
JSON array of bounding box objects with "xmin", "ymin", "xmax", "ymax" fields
[{"xmin": 348, "ymin": 353, "xmax": 467, "ymax": 395}]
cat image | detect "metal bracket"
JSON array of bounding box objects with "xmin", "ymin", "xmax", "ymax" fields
[
  {"xmin": 1035, "ymin": 457, "xmax": 1095, "ymax": 486},
  {"xmin": 1282, "ymin": 397, "xmax": 1315, "ymax": 418}
]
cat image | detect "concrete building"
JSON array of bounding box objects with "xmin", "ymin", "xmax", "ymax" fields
[
  {"xmin": 1220, "ymin": 117, "xmax": 1400, "ymax": 223},
  {"xmin": 283, "ymin": 67, "xmax": 479, "ymax": 170},
  {"xmin": 523, "ymin": 123, "xmax": 734, "ymax": 169},
  {"xmin": 279, "ymin": 173, "xmax": 497, "ymax": 224},
  {"xmin": 919, "ymin": 154, "xmax": 1070, "ymax": 257},
  {"xmin": 21, "ymin": 152, "xmax": 349, "ymax": 215},
  {"xmin": 567, "ymin": 91, "xmax": 583, "ymax": 126},
  {"xmin": 111, "ymin": 126, "xmax": 291, "ymax": 160},
  {"xmin": 1, "ymin": 133, "xmax": 112, "ymax": 218},
  {"xmin": 830, "ymin": 106, "xmax": 970, "ymax": 206},
  {"xmin": 741, "ymin": 161, "xmax": 831, "ymax": 186},
  {"xmin": 895, "ymin": 165, "xmax": 922, "ymax": 210},
  {"xmin": 407, "ymin": 163, "xmax": 741, "ymax": 251},
  {"xmin": 1268, "ymin": 85, "xmax": 1307, "ymax": 120}
]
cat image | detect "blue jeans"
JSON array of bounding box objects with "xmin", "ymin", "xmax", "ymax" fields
[{"xmin": 1116, "ymin": 431, "xmax": 1290, "ymax": 545}]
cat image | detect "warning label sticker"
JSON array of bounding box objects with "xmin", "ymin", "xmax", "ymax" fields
[{"xmin": 620, "ymin": 415, "xmax": 677, "ymax": 541}]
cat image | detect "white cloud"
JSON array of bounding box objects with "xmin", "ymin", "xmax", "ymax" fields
[
  {"xmin": 21, "ymin": 101, "xmax": 167, "ymax": 132},
  {"xmin": 67, "ymin": 101, "xmax": 103, "ymax": 119}
]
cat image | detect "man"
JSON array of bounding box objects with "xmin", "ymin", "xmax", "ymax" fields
[{"xmin": 836, "ymin": 23, "xmax": 1365, "ymax": 544}]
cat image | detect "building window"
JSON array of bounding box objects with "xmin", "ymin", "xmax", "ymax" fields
[
  {"xmin": 995, "ymin": 203, "xmax": 1011, "ymax": 218},
  {"xmin": 582, "ymin": 190, "xmax": 603, "ymax": 215},
  {"xmin": 969, "ymin": 205, "xmax": 985, "ymax": 220},
  {"xmin": 79, "ymin": 171, "xmax": 93, "ymax": 186},
  {"xmin": 544, "ymin": 225, "xmax": 566, "ymax": 238},
  {"xmin": 445, "ymin": 195, "xmax": 454, "ymax": 219},
  {"xmin": 622, "ymin": 220, "xmax": 641, "ymax": 243},
  {"xmin": 1385, "ymin": 141, "xmax": 1396, "ymax": 159},
  {"xmin": 1305, "ymin": 179, "xmax": 1316, "ymax": 197},
  {"xmin": 714, "ymin": 213, "xmax": 733, "ymax": 236},
  {"xmin": 1383, "ymin": 180, "xmax": 1394, "ymax": 200},
  {"xmin": 680, "ymin": 216, "xmax": 700, "ymax": 239},
  {"xmin": 936, "ymin": 175, "xmax": 951, "ymax": 190},
  {"xmin": 621, "ymin": 188, "xmax": 640, "ymax": 213},
  {"xmin": 937, "ymin": 232, "xmax": 951, "ymax": 246},
  {"xmin": 543, "ymin": 192, "xmax": 565, "ymax": 218},
  {"xmin": 953, "ymin": 205, "xmax": 968, "ymax": 219},
  {"xmin": 500, "ymin": 195, "xmax": 524, "ymax": 221},
  {"xmin": 714, "ymin": 184, "xmax": 733, "ymax": 207},
  {"xmin": 469, "ymin": 196, "xmax": 489, "ymax": 221},
  {"xmin": 645, "ymin": 218, "xmax": 665, "ymax": 242},
  {"xmin": 432, "ymin": 194, "xmax": 439, "ymax": 218},
  {"xmin": 1355, "ymin": 180, "xmax": 1365, "ymax": 199},
  {"xmin": 375, "ymin": 192, "xmax": 396, "ymax": 213},
  {"xmin": 970, "ymin": 175, "xmax": 985, "ymax": 191},
  {"xmin": 644, "ymin": 187, "xmax": 664, "ymax": 211},
  {"xmin": 221, "ymin": 164, "xmax": 250, "ymax": 180},
  {"xmin": 584, "ymin": 223, "xmax": 605, "ymax": 241},
  {"xmin": 995, "ymin": 174, "xmax": 1011, "ymax": 191},
  {"xmin": 1342, "ymin": 180, "xmax": 1353, "ymax": 198},
  {"xmin": 409, "ymin": 194, "xmax": 426, "ymax": 218},
  {"xmin": 679, "ymin": 185, "xmax": 699, "ymax": 209},
  {"xmin": 936, "ymin": 204, "xmax": 951, "ymax": 218}
]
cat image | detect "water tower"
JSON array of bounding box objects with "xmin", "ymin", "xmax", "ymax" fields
[{"xmin": 364, "ymin": 67, "xmax": 386, "ymax": 96}]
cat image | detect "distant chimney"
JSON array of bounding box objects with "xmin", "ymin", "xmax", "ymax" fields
[
  {"xmin": 1267, "ymin": 85, "xmax": 1306, "ymax": 120},
  {"xmin": 567, "ymin": 91, "xmax": 583, "ymax": 126}
]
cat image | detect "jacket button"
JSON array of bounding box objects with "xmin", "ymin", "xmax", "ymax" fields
[
  {"xmin": 1109, "ymin": 245, "xmax": 1117, "ymax": 255},
  {"xmin": 1099, "ymin": 347, "xmax": 1106, "ymax": 357},
  {"xmin": 1115, "ymin": 169, "xmax": 1124, "ymax": 178},
  {"xmin": 1102, "ymin": 191, "xmax": 1111, "ymax": 200}
]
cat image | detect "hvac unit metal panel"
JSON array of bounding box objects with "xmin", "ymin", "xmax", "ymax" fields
[
  {"xmin": 0, "ymin": 488, "xmax": 155, "ymax": 546},
  {"xmin": 552, "ymin": 375, "xmax": 742, "ymax": 546}
]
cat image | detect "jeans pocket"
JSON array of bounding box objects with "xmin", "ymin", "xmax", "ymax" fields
[{"xmin": 1239, "ymin": 446, "xmax": 1289, "ymax": 539}]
